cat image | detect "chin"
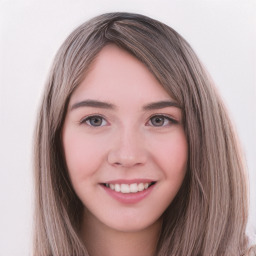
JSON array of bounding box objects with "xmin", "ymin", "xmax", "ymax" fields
[{"xmin": 102, "ymin": 215, "xmax": 162, "ymax": 233}]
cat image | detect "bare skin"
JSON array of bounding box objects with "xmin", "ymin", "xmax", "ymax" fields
[
  {"xmin": 62, "ymin": 44, "xmax": 187, "ymax": 255},
  {"xmin": 81, "ymin": 209, "xmax": 162, "ymax": 256}
]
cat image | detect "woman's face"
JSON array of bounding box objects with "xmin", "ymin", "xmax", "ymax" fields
[{"xmin": 62, "ymin": 44, "xmax": 187, "ymax": 232}]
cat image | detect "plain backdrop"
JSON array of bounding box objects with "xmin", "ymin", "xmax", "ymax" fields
[{"xmin": 0, "ymin": 0, "xmax": 255, "ymax": 255}]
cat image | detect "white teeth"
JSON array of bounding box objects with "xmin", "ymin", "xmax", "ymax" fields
[
  {"xmin": 107, "ymin": 182, "xmax": 152, "ymax": 193},
  {"xmin": 115, "ymin": 184, "xmax": 121, "ymax": 192},
  {"xmin": 121, "ymin": 184, "xmax": 130, "ymax": 193},
  {"xmin": 138, "ymin": 183, "xmax": 144, "ymax": 191},
  {"xmin": 130, "ymin": 183, "xmax": 138, "ymax": 193}
]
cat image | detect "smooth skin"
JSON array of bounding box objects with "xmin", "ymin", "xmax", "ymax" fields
[{"xmin": 62, "ymin": 44, "xmax": 188, "ymax": 256}]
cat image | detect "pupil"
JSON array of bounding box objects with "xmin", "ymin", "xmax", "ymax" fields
[
  {"xmin": 152, "ymin": 116, "xmax": 164, "ymax": 126},
  {"xmin": 91, "ymin": 117, "xmax": 102, "ymax": 126}
]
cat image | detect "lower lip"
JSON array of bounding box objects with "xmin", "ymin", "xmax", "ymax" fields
[{"xmin": 101, "ymin": 184, "xmax": 155, "ymax": 204}]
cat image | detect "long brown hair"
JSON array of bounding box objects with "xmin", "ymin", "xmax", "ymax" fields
[{"xmin": 33, "ymin": 12, "xmax": 249, "ymax": 255}]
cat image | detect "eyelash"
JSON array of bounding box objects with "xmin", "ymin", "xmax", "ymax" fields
[
  {"xmin": 146, "ymin": 114, "xmax": 178, "ymax": 127},
  {"xmin": 80, "ymin": 114, "xmax": 178, "ymax": 127},
  {"xmin": 80, "ymin": 115, "xmax": 108, "ymax": 127}
]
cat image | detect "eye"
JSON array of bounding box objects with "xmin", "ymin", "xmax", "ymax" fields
[
  {"xmin": 82, "ymin": 115, "xmax": 108, "ymax": 127},
  {"xmin": 148, "ymin": 115, "xmax": 177, "ymax": 127}
]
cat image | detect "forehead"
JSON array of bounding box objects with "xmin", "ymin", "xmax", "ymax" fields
[{"xmin": 69, "ymin": 44, "xmax": 173, "ymax": 105}]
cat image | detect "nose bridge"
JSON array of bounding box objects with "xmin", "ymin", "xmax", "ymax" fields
[{"xmin": 107, "ymin": 124, "xmax": 147, "ymax": 167}]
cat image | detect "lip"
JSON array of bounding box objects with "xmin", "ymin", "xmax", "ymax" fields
[
  {"xmin": 100, "ymin": 180, "xmax": 156, "ymax": 204},
  {"xmin": 102, "ymin": 179, "xmax": 155, "ymax": 185}
]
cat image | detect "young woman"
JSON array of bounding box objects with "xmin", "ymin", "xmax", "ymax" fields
[{"xmin": 33, "ymin": 12, "xmax": 254, "ymax": 256}]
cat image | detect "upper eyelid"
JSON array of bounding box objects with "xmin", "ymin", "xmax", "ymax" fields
[
  {"xmin": 78, "ymin": 113, "xmax": 179, "ymax": 125},
  {"xmin": 147, "ymin": 113, "xmax": 178, "ymax": 121},
  {"xmin": 147, "ymin": 114, "xmax": 179, "ymax": 126},
  {"xmin": 79, "ymin": 114, "xmax": 109, "ymax": 126}
]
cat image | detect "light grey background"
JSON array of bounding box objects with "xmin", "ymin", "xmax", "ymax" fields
[{"xmin": 0, "ymin": 0, "xmax": 255, "ymax": 255}]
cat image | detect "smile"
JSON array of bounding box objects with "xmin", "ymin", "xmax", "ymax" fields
[
  {"xmin": 103, "ymin": 182, "xmax": 156, "ymax": 194},
  {"xmin": 100, "ymin": 180, "xmax": 157, "ymax": 204}
]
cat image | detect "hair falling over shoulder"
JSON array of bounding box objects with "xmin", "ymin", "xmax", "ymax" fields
[{"xmin": 33, "ymin": 12, "xmax": 251, "ymax": 256}]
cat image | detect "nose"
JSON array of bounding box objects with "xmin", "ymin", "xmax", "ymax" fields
[{"xmin": 107, "ymin": 128, "xmax": 147, "ymax": 168}]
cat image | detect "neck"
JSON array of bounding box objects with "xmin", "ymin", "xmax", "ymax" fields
[{"xmin": 81, "ymin": 210, "xmax": 162, "ymax": 256}]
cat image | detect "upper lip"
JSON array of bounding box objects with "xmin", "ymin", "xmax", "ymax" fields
[{"xmin": 101, "ymin": 179, "xmax": 156, "ymax": 185}]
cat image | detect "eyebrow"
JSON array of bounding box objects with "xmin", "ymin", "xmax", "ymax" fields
[
  {"xmin": 70, "ymin": 99, "xmax": 181, "ymax": 111},
  {"xmin": 142, "ymin": 100, "xmax": 181, "ymax": 110},
  {"xmin": 70, "ymin": 100, "xmax": 115, "ymax": 111}
]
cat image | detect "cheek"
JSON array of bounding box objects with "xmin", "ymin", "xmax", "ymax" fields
[
  {"xmin": 150, "ymin": 131, "xmax": 188, "ymax": 178},
  {"xmin": 62, "ymin": 129, "xmax": 107, "ymax": 183}
]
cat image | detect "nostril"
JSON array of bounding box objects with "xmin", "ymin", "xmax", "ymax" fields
[{"xmin": 107, "ymin": 145, "xmax": 147, "ymax": 167}]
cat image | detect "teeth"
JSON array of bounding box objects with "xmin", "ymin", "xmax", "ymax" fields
[
  {"xmin": 130, "ymin": 183, "xmax": 138, "ymax": 193},
  {"xmin": 121, "ymin": 184, "xmax": 130, "ymax": 193},
  {"xmin": 138, "ymin": 183, "xmax": 144, "ymax": 191},
  {"xmin": 115, "ymin": 184, "xmax": 121, "ymax": 192},
  {"xmin": 106, "ymin": 182, "xmax": 152, "ymax": 193}
]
